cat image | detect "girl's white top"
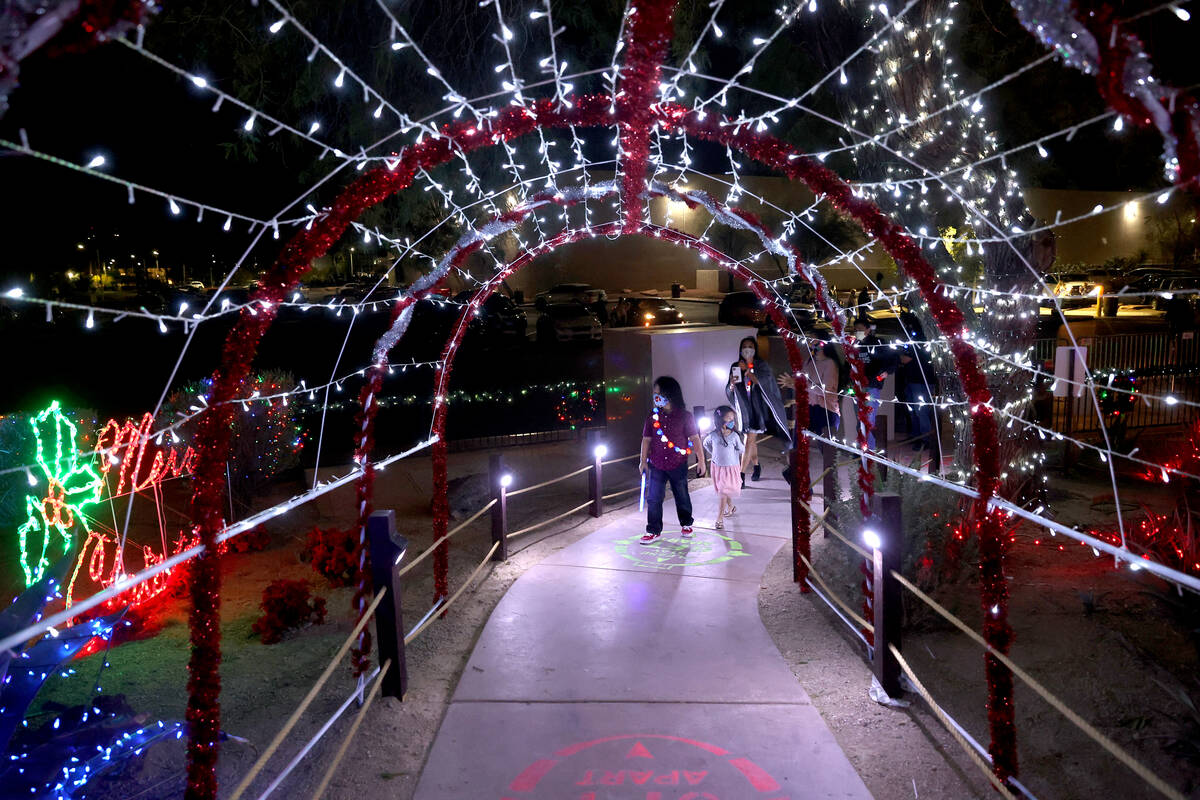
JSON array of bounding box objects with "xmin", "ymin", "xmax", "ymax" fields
[{"xmin": 703, "ymin": 430, "xmax": 745, "ymax": 467}]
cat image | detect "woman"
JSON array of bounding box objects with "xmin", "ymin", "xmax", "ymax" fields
[
  {"xmin": 725, "ymin": 336, "xmax": 791, "ymax": 484},
  {"xmin": 804, "ymin": 339, "xmax": 841, "ymax": 437}
]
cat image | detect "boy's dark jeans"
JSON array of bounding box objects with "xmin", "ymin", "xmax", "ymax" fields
[{"xmin": 645, "ymin": 463, "xmax": 693, "ymax": 534}]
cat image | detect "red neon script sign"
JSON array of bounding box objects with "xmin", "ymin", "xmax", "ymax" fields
[{"xmin": 94, "ymin": 413, "xmax": 195, "ymax": 496}]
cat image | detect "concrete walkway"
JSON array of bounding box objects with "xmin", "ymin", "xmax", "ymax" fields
[{"xmin": 413, "ymin": 472, "xmax": 873, "ymax": 799}]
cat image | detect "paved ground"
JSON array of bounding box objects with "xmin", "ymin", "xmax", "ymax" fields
[{"xmin": 413, "ymin": 474, "xmax": 873, "ymax": 800}]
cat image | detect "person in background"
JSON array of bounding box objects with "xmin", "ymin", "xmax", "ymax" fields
[
  {"xmin": 726, "ymin": 337, "xmax": 791, "ymax": 485},
  {"xmin": 853, "ymin": 316, "xmax": 897, "ymax": 450},
  {"xmin": 897, "ymin": 345, "xmax": 938, "ymax": 450},
  {"xmin": 591, "ymin": 294, "xmax": 609, "ymax": 326},
  {"xmin": 611, "ymin": 297, "xmax": 630, "ymax": 327},
  {"xmin": 804, "ymin": 338, "xmax": 841, "ymax": 437},
  {"xmin": 702, "ymin": 405, "xmax": 744, "ymax": 529},
  {"xmin": 639, "ymin": 376, "xmax": 706, "ymax": 544}
]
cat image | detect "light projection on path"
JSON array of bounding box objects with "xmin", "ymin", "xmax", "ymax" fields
[
  {"xmin": 612, "ymin": 531, "xmax": 750, "ymax": 572},
  {"xmin": 504, "ymin": 733, "xmax": 787, "ymax": 799}
]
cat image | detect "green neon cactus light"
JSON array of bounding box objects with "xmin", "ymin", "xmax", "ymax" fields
[{"xmin": 16, "ymin": 401, "xmax": 102, "ymax": 586}]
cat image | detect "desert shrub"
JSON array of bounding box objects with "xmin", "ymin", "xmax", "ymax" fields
[
  {"xmin": 817, "ymin": 468, "xmax": 979, "ymax": 630},
  {"xmin": 252, "ymin": 579, "xmax": 327, "ymax": 644}
]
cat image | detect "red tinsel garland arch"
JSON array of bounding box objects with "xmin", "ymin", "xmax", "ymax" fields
[{"xmin": 183, "ymin": 7, "xmax": 1015, "ymax": 792}]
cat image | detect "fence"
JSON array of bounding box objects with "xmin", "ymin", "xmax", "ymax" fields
[{"xmin": 1032, "ymin": 332, "xmax": 1200, "ymax": 436}]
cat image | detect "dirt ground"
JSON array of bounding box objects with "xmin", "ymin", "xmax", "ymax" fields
[{"xmin": 29, "ymin": 439, "xmax": 1200, "ymax": 800}]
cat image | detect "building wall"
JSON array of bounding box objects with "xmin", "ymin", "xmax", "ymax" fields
[{"xmin": 1022, "ymin": 187, "xmax": 1193, "ymax": 266}]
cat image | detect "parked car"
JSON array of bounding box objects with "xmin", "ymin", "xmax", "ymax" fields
[
  {"xmin": 184, "ymin": 280, "xmax": 206, "ymax": 292},
  {"xmin": 717, "ymin": 291, "xmax": 768, "ymax": 328},
  {"xmin": 1154, "ymin": 276, "xmax": 1200, "ymax": 310},
  {"xmin": 452, "ymin": 291, "xmax": 527, "ymax": 339},
  {"xmin": 1042, "ymin": 273, "xmax": 1098, "ymax": 309},
  {"xmin": 534, "ymin": 283, "xmax": 606, "ymax": 309},
  {"xmin": 626, "ymin": 296, "xmax": 684, "ymax": 326},
  {"xmin": 536, "ymin": 302, "xmax": 602, "ymax": 343}
]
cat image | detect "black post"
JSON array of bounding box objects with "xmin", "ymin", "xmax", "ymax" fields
[
  {"xmin": 820, "ymin": 441, "xmax": 836, "ymax": 538},
  {"xmin": 589, "ymin": 446, "xmax": 604, "ymax": 518},
  {"xmin": 367, "ymin": 510, "xmax": 408, "ymax": 700},
  {"xmin": 489, "ymin": 453, "xmax": 508, "ymax": 562},
  {"xmin": 870, "ymin": 493, "xmax": 903, "ymax": 698},
  {"xmin": 876, "ymin": 413, "xmax": 889, "ymax": 483}
]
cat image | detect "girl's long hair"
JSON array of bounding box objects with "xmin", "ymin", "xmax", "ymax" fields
[
  {"xmin": 711, "ymin": 405, "xmax": 738, "ymax": 446},
  {"xmin": 653, "ymin": 375, "xmax": 686, "ymax": 410}
]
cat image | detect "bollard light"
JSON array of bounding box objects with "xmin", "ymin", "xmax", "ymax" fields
[
  {"xmin": 594, "ymin": 444, "xmax": 608, "ymax": 459},
  {"xmin": 697, "ymin": 416, "xmax": 713, "ymax": 432},
  {"xmin": 862, "ymin": 528, "xmax": 882, "ymax": 550},
  {"xmin": 500, "ymin": 473, "xmax": 513, "ymax": 488}
]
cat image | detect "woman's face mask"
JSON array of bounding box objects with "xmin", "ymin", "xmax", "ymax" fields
[
  {"xmin": 740, "ymin": 347, "xmax": 755, "ymax": 361},
  {"xmin": 854, "ymin": 330, "xmax": 868, "ymax": 341},
  {"xmin": 652, "ymin": 393, "xmax": 667, "ymax": 408}
]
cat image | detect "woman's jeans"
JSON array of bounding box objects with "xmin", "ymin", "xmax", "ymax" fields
[{"xmin": 645, "ymin": 463, "xmax": 693, "ymax": 534}]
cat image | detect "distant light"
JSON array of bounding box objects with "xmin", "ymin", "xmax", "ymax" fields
[
  {"xmin": 500, "ymin": 473, "xmax": 513, "ymax": 488},
  {"xmin": 593, "ymin": 444, "xmax": 608, "ymax": 459},
  {"xmin": 1123, "ymin": 201, "xmax": 1139, "ymax": 222},
  {"xmin": 86, "ymin": 155, "xmax": 106, "ymax": 169},
  {"xmin": 698, "ymin": 416, "xmax": 713, "ymax": 432},
  {"xmin": 863, "ymin": 529, "xmax": 882, "ymax": 550}
]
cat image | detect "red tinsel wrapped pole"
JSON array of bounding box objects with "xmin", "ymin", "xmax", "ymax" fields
[{"xmin": 616, "ymin": 0, "xmax": 677, "ymax": 231}]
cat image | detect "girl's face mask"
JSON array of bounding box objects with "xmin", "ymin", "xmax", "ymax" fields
[
  {"xmin": 653, "ymin": 393, "xmax": 667, "ymax": 408},
  {"xmin": 724, "ymin": 420, "xmax": 736, "ymax": 430},
  {"xmin": 740, "ymin": 347, "xmax": 755, "ymax": 361}
]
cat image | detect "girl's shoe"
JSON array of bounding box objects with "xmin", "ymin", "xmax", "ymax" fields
[
  {"xmin": 751, "ymin": 464, "xmax": 762, "ymax": 481},
  {"xmin": 725, "ymin": 505, "xmax": 737, "ymax": 517},
  {"xmin": 714, "ymin": 519, "xmax": 724, "ymax": 530}
]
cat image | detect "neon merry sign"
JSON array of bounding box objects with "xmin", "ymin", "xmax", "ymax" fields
[{"xmin": 16, "ymin": 402, "xmax": 196, "ymax": 608}]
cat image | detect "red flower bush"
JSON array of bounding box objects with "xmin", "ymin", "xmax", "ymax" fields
[
  {"xmin": 305, "ymin": 525, "xmax": 358, "ymax": 587},
  {"xmin": 252, "ymin": 579, "xmax": 327, "ymax": 645}
]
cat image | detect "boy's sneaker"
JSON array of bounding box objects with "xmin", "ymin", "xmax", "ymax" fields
[
  {"xmin": 639, "ymin": 532, "xmax": 661, "ymax": 545},
  {"xmin": 681, "ymin": 526, "xmax": 694, "ymax": 538}
]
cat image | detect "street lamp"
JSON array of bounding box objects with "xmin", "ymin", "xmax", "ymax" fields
[{"xmin": 349, "ymin": 247, "xmax": 356, "ymax": 278}]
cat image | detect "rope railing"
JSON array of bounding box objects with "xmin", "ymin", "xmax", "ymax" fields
[
  {"xmin": 508, "ymin": 500, "xmax": 595, "ymax": 539},
  {"xmin": 890, "ymin": 645, "xmax": 1019, "ymax": 800},
  {"xmin": 395, "ymin": 498, "xmax": 497, "ymax": 581},
  {"xmin": 602, "ymin": 485, "xmax": 641, "ymax": 501},
  {"xmin": 799, "ymin": 552, "xmax": 874, "ymax": 633},
  {"xmin": 601, "ymin": 453, "xmax": 641, "ymax": 466},
  {"xmin": 252, "ymin": 665, "xmax": 383, "ymax": 800},
  {"xmin": 308, "ymin": 658, "xmax": 392, "ymax": 800},
  {"xmin": 405, "ymin": 541, "xmax": 500, "ymax": 644},
  {"xmin": 506, "ymin": 463, "xmax": 594, "ymax": 497},
  {"xmin": 228, "ymin": 588, "xmax": 390, "ymax": 800},
  {"xmin": 890, "ymin": 570, "xmax": 1188, "ymax": 800}
]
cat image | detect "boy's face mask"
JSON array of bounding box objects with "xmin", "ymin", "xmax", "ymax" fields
[
  {"xmin": 854, "ymin": 330, "xmax": 868, "ymax": 341},
  {"xmin": 652, "ymin": 393, "xmax": 667, "ymax": 408},
  {"xmin": 740, "ymin": 347, "xmax": 755, "ymax": 361}
]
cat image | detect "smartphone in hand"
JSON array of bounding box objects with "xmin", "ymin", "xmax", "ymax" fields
[{"xmin": 730, "ymin": 366, "xmax": 742, "ymax": 384}]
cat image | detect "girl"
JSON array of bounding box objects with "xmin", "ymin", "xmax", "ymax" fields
[
  {"xmin": 639, "ymin": 376, "xmax": 706, "ymax": 544},
  {"xmin": 703, "ymin": 406, "xmax": 744, "ymax": 529},
  {"xmin": 725, "ymin": 336, "xmax": 791, "ymax": 485}
]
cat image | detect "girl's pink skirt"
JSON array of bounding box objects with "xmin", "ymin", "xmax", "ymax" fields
[{"xmin": 711, "ymin": 465, "xmax": 742, "ymax": 498}]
